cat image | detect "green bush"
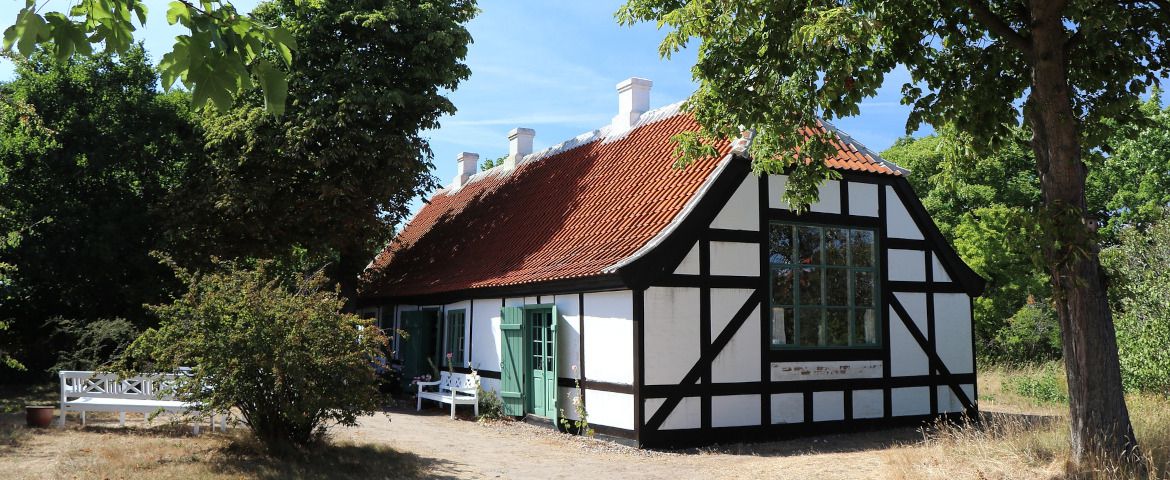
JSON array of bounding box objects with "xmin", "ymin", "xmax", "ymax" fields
[
  {"xmin": 477, "ymin": 387, "xmax": 505, "ymax": 420},
  {"xmin": 1003, "ymin": 363, "xmax": 1068, "ymax": 404},
  {"xmin": 991, "ymin": 301, "xmax": 1062, "ymax": 365},
  {"xmin": 122, "ymin": 260, "xmax": 389, "ymax": 452},
  {"xmin": 47, "ymin": 317, "xmax": 139, "ymax": 373},
  {"xmin": 1102, "ymin": 215, "xmax": 1170, "ymax": 396}
]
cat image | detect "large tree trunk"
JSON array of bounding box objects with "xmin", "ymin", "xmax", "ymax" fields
[{"xmin": 1027, "ymin": 4, "xmax": 1143, "ymax": 471}]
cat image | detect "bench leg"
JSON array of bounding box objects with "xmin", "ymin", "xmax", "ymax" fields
[
  {"xmin": 193, "ymin": 423, "xmax": 200, "ymax": 435},
  {"xmin": 417, "ymin": 394, "xmax": 422, "ymax": 411},
  {"xmin": 451, "ymin": 401, "xmax": 456, "ymax": 419},
  {"xmin": 475, "ymin": 401, "xmax": 479, "ymax": 418},
  {"xmin": 220, "ymin": 413, "xmax": 227, "ymax": 431},
  {"xmin": 119, "ymin": 412, "xmax": 125, "ymax": 427},
  {"xmin": 80, "ymin": 411, "xmax": 85, "ymax": 426},
  {"xmin": 58, "ymin": 408, "xmax": 66, "ymax": 428}
]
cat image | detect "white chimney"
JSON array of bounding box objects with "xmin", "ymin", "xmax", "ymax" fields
[
  {"xmin": 453, "ymin": 152, "xmax": 479, "ymax": 187},
  {"xmin": 504, "ymin": 127, "xmax": 535, "ymax": 168},
  {"xmin": 612, "ymin": 77, "xmax": 652, "ymax": 131}
]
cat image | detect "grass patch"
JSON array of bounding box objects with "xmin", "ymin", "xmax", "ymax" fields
[{"xmin": 886, "ymin": 366, "xmax": 1170, "ymax": 479}]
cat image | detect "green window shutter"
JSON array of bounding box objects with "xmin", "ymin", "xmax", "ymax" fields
[{"xmin": 500, "ymin": 306, "xmax": 525, "ymax": 416}]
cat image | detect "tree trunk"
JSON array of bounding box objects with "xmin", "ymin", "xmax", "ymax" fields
[{"xmin": 1027, "ymin": 4, "xmax": 1143, "ymax": 471}]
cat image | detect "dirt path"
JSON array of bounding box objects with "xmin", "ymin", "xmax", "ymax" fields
[{"xmin": 334, "ymin": 406, "xmax": 926, "ymax": 479}]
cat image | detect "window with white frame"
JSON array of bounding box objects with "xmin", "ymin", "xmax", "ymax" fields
[{"xmin": 769, "ymin": 222, "xmax": 880, "ymax": 348}]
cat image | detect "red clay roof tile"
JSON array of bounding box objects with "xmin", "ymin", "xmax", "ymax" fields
[{"xmin": 360, "ymin": 110, "xmax": 901, "ymax": 298}]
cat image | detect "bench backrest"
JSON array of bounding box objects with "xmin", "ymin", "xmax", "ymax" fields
[
  {"xmin": 440, "ymin": 371, "xmax": 478, "ymax": 392},
  {"xmin": 59, "ymin": 370, "xmax": 187, "ymax": 402}
]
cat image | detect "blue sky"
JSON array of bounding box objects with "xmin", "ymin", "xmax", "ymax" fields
[{"xmin": 1, "ymin": 1, "xmax": 928, "ymax": 214}]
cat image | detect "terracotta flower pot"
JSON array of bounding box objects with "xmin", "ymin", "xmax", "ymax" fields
[{"xmin": 26, "ymin": 405, "xmax": 55, "ymax": 428}]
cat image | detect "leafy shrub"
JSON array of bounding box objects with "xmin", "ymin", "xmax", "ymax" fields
[
  {"xmin": 122, "ymin": 260, "xmax": 389, "ymax": 452},
  {"xmin": 47, "ymin": 317, "xmax": 139, "ymax": 372},
  {"xmin": 991, "ymin": 300, "xmax": 1062, "ymax": 365},
  {"xmin": 1102, "ymin": 215, "xmax": 1170, "ymax": 396},
  {"xmin": 1003, "ymin": 363, "xmax": 1068, "ymax": 404},
  {"xmin": 477, "ymin": 387, "xmax": 505, "ymax": 420}
]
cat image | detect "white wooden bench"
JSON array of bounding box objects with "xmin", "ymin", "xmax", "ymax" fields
[
  {"xmin": 58, "ymin": 370, "xmax": 225, "ymax": 433},
  {"xmin": 416, "ymin": 372, "xmax": 478, "ymax": 419}
]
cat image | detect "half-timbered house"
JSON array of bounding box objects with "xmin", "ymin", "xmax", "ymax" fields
[{"xmin": 357, "ymin": 77, "xmax": 984, "ymax": 448}]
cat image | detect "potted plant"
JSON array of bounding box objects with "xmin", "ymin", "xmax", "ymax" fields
[{"xmin": 26, "ymin": 405, "xmax": 54, "ymax": 428}]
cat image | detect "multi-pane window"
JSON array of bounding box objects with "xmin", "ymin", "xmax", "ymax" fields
[
  {"xmin": 769, "ymin": 223, "xmax": 880, "ymax": 348},
  {"xmin": 444, "ymin": 310, "xmax": 467, "ymax": 365}
]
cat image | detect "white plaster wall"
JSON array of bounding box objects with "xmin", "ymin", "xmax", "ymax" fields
[
  {"xmin": 643, "ymin": 287, "xmax": 700, "ymax": 385},
  {"xmin": 586, "ymin": 390, "xmax": 634, "ymax": 430},
  {"xmin": 813, "ymin": 391, "xmax": 845, "ymax": 421},
  {"xmin": 892, "ymin": 386, "xmax": 931, "ymax": 416},
  {"xmin": 768, "ymin": 175, "xmax": 842, "ymax": 214},
  {"xmin": 470, "ymin": 299, "xmax": 501, "ymax": 372},
  {"xmin": 710, "ymin": 242, "xmax": 761, "ymax": 277},
  {"xmin": 674, "ymin": 242, "xmax": 701, "ymax": 275},
  {"xmin": 888, "ymin": 249, "xmax": 927, "ymax": 282},
  {"xmin": 770, "ymin": 393, "xmax": 804, "ymax": 424},
  {"xmin": 889, "ymin": 306, "xmax": 929, "ymax": 376},
  {"xmin": 582, "ymin": 290, "xmax": 634, "ymax": 385},
  {"xmin": 524, "ymin": 296, "xmax": 539, "ymax": 306},
  {"xmin": 770, "ymin": 361, "xmax": 884, "ymax": 381},
  {"xmin": 710, "ymin": 289, "xmax": 754, "ymax": 334},
  {"xmin": 712, "ymin": 305, "xmax": 761, "ymax": 383},
  {"xmin": 937, "ymin": 386, "xmax": 965, "ymax": 414},
  {"xmin": 768, "ymin": 175, "xmax": 790, "ymax": 209},
  {"xmin": 895, "ymin": 292, "xmax": 928, "ymax": 333},
  {"xmin": 712, "ymin": 395, "xmax": 761, "ymax": 427},
  {"xmin": 885, "ymin": 186, "xmax": 924, "ymax": 240},
  {"xmin": 646, "ymin": 397, "xmax": 700, "ymax": 430},
  {"xmin": 479, "ymin": 376, "xmax": 501, "ymax": 395},
  {"xmin": 503, "ymin": 297, "xmax": 525, "ymax": 308},
  {"xmin": 852, "ymin": 389, "xmax": 884, "ymax": 419},
  {"xmin": 809, "ymin": 180, "xmax": 842, "ymax": 214},
  {"xmin": 848, "ymin": 182, "xmax": 880, "ymax": 217},
  {"xmin": 932, "ymin": 253, "xmax": 952, "ymax": 282},
  {"xmin": 935, "ymin": 293, "xmax": 974, "ymax": 374},
  {"xmin": 553, "ymin": 294, "xmax": 582, "ymax": 379},
  {"xmin": 710, "ymin": 176, "xmax": 760, "ymax": 231}
]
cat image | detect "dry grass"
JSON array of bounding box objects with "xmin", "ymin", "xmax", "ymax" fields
[
  {"xmin": 0, "ymin": 411, "xmax": 434, "ymax": 479},
  {"xmin": 885, "ymin": 365, "xmax": 1170, "ymax": 480}
]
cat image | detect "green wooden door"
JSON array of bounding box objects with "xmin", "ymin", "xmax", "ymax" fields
[
  {"xmin": 527, "ymin": 307, "xmax": 558, "ymax": 418},
  {"xmin": 500, "ymin": 307, "xmax": 525, "ymax": 416},
  {"xmin": 399, "ymin": 310, "xmax": 436, "ymax": 389}
]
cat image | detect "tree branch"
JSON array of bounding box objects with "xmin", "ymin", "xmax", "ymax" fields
[{"xmin": 965, "ymin": 0, "xmax": 1033, "ymax": 54}]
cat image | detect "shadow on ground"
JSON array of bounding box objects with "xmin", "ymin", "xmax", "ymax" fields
[{"xmin": 209, "ymin": 433, "xmax": 466, "ymax": 480}]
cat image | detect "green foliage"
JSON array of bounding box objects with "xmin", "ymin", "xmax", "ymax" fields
[
  {"xmin": 170, "ymin": 0, "xmax": 476, "ymax": 296},
  {"xmin": 122, "ymin": 260, "xmax": 389, "ymax": 451},
  {"xmin": 46, "ymin": 317, "xmax": 139, "ymax": 373},
  {"xmin": 476, "ymin": 387, "xmax": 505, "ymax": 420},
  {"xmin": 3, "ymin": 0, "xmax": 297, "ymax": 114},
  {"xmin": 1090, "ymin": 95, "xmax": 1170, "ymax": 241},
  {"xmin": 992, "ymin": 302, "xmax": 1063, "ymax": 365},
  {"xmin": 480, "ymin": 154, "xmax": 506, "ymax": 171},
  {"xmin": 1102, "ymin": 215, "xmax": 1170, "ymax": 396},
  {"xmin": 0, "ymin": 48, "xmax": 201, "ymax": 375},
  {"xmin": 1003, "ymin": 363, "xmax": 1069, "ymax": 405},
  {"xmin": 558, "ymin": 371, "xmax": 593, "ymax": 437}
]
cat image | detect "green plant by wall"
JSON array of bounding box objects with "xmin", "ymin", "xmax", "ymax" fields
[
  {"xmin": 558, "ymin": 365, "xmax": 593, "ymax": 437},
  {"xmin": 469, "ymin": 365, "xmax": 504, "ymax": 420}
]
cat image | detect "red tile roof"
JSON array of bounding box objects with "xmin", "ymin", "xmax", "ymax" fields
[{"xmin": 360, "ymin": 108, "xmax": 903, "ymax": 298}]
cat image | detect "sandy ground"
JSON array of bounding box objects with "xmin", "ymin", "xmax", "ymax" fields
[{"xmin": 333, "ymin": 405, "xmax": 927, "ymax": 479}]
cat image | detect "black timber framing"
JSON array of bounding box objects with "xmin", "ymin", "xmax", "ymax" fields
[{"xmin": 633, "ymin": 168, "xmax": 983, "ymax": 448}]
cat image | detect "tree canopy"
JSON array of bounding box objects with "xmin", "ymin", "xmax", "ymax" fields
[
  {"xmin": 0, "ymin": 47, "xmax": 202, "ymax": 375},
  {"xmin": 3, "ymin": 0, "xmax": 296, "ymax": 114},
  {"xmin": 167, "ymin": 0, "xmax": 476, "ymax": 297}
]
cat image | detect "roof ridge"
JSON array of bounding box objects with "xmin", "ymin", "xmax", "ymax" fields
[
  {"xmin": 438, "ymin": 100, "xmax": 689, "ymax": 196},
  {"xmin": 818, "ymin": 118, "xmax": 911, "ymax": 176}
]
